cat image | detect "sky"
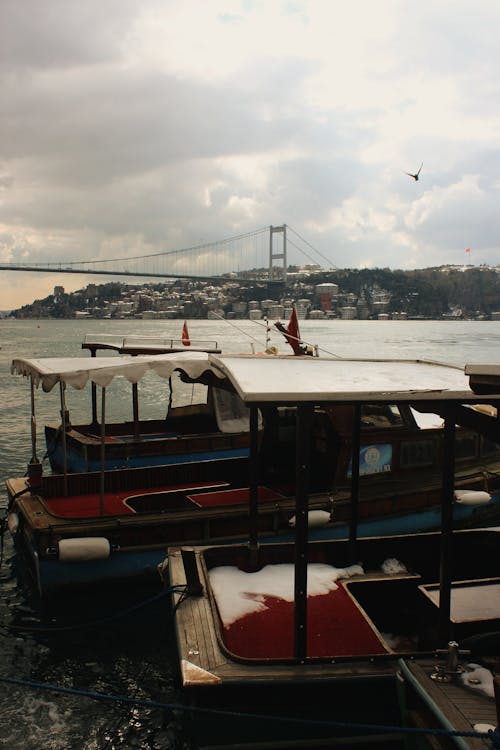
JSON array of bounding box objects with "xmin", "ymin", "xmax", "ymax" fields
[{"xmin": 1, "ymin": 0, "xmax": 500, "ymax": 309}]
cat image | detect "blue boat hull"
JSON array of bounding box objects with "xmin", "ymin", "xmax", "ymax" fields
[{"xmin": 21, "ymin": 490, "xmax": 500, "ymax": 596}]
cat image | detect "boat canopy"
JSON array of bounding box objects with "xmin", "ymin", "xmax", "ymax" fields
[
  {"xmin": 11, "ymin": 351, "xmax": 222, "ymax": 392},
  {"xmin": 207, "ymin": 354, "xmax": 500, "ymax": 404},
  {"xmin": 12, "ymin": 352, "xmax": 500, "ymax": 403}
]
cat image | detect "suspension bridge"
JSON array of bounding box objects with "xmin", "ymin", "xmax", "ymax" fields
[{"xmin": 0, "ymin": 225, "xmax": 334, "ymax": 286}]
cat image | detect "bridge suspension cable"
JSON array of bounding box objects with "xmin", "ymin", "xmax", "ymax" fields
[
  {"xmin": 0, "ymin": 224, "xmax": 333, "ymax": 282},
  {"xmin": 287, "ymin": 226, "xmax": 336, "ymax": 268}
]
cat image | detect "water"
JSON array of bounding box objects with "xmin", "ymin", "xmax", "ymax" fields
[{"xmin": 0, "ymin": 318, "xmax": 499, "ymax": 749}]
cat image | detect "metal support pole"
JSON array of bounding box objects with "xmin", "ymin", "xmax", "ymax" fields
[
  {"xmin": 438, "ymin": 409, "xmax": 455, "ymax": 645},
  {"xmin": 294, "ymin": 403, "xmax": 313, "ymax": 659},
  {"xmin": 167, "ymin": 377, "xmax": 173, "ymax": 416},
  {"xmin": 349, "ymin": 404, "xmax": 361, "ymax": 547},
  {"xmin": 59, "ymin": 381, "xmax": 68, "ymax": 496},
  {"xmin": 90, "ymin": 345, "xmax": 98, "ymax": 426},
  {"xmin": 248, "ymin": 407, "xmax": 260, "ymax": 567},
  {"xmin": 30, "ymin": 378, "xmax": 38, "ymax": 464},
  {"xmin": 26, "ymin": 376, "xmax": 44, "ymax": 491},
  {"xmin": 132, "ymin": 382, "xmax": 140, "ymax": 440},
  {"xmin": 99, "ymin": 387, "xmax": 106, "ymax": 517}
]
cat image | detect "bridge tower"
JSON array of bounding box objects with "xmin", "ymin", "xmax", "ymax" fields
[{"xmin": 269, "ymin": 224, "xmax": 287, "ymax": 283}]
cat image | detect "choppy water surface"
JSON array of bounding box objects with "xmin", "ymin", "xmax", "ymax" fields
[{"xmin": 0, "ymin": 318, "xmax": 499, "ymax": 748}]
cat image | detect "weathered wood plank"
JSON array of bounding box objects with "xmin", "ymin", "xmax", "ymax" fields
[{"xmin": 405, "ymin": 660, "xmax": 496, "ymax": 749}]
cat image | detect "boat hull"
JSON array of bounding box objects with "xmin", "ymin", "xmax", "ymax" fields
[
  {"xmin": 45, "ymin": 423, "xmax": 250, "ymax": 473},
  {"xmin": 7, "ymin": 456, "xmax": 500, "ymax": 597},
  {"xmin": 168, "ymin": 529, "xmax": 500, "ymax": 749}
]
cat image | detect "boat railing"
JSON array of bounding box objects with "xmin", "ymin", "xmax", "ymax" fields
[
  {"xmin": 82, "ymin": 333, "xmax": 220, "ymax": 353},
  {"xmin": 39, "ymin": 455, "xmax": 248, "ymax": 498}
]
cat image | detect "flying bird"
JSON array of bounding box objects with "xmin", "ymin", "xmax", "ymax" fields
[{"xmin": 405, "ymin": 162, "xmax": 423, "ymax": 181}]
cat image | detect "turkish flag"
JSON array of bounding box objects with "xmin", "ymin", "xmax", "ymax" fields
[
  {"xmin": 284, "ymin": 306, "xmax": 303, "ymax": 355},
  {"xmin": 181, "ymin": 320, "xmax": 190, "ymax": 346}
]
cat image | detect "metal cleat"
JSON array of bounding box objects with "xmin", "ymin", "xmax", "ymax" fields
[{"xmin": 430, "ymin": 641, "xmax": 471, "ymax": 683}]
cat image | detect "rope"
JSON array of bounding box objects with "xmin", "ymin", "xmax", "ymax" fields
[
  {"xmin": 213, "ymin": 305, "xmax": 344, "ymax": 358},
  {"xmin": 210, "ymin": 311, "xmax": 271, "ymax": 349},
  {"xmin": 0, "ymin": 674, "xmax": 497, "ymax": 743}
]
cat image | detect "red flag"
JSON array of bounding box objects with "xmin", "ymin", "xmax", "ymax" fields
[
  {"xmin": 275, "ymin": 305, "xmax": 303, "ymax": 355},
  {"xmin": 181, "ymin": 320, "xmax": 190, "ymax": 346},
  {"xmin": 465, "ymin": 247, "xmax": 471, "ymax": 253}
]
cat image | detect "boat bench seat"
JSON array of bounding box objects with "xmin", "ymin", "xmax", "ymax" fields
[{"xmin": 44, "ymin": 481, "xmax": 230, "ymax": 517}]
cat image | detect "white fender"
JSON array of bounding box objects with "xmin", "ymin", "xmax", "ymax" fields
[
  {"xmin": 58, "ymin": 537, "xmax": 111, "ymax": 562},
  {"xmin": 289, "ymin": 510, "xmax": 331, "ymax": 528},
  {"xmin": 454, "ymin": 490, "xmax": 491, "ymax": 505}
]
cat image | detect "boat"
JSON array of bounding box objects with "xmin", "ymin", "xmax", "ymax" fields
[
  {"xmin": 166, "ymin": 355, "xmax": 500, "ymax": 749},
  {"xmin": 4, "ymin": 353, "xmax": 500, "ymax": 597},
  {"xmin": 45, "ymin": 326, "xmax": 226, "ymax": 473},
  {"xmin": 4, "ymin": 351, "xmax": 280, "ymax": 595}
]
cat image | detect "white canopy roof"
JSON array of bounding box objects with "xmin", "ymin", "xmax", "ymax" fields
[
  {"xmin": 208, "ymin": 355, "xmax": 500, "ymax": 403},
  {"xmin": 11, "ymin": 351, "xmax": 221, "ymax": 392},
  {"xmin": 12, "ymin": 351, "xmax": 500, "ymax": 403}
]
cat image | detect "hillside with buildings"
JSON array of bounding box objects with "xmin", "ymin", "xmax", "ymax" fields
[{"xmin": 6, "ymin": 265, "xmax": 500, "ymax": 321}]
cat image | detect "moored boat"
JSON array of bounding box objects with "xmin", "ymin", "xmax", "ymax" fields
[
  {"xmin": 166, "ymin": 355, "xmax": 500, "ymax": 749},
  {"xmin": 46, "ymin": 326, "xmax": 225, "ymax": 473},
  {"xmin": 4, "ymin": 353, "xmax": 500, "ymax": 597}
]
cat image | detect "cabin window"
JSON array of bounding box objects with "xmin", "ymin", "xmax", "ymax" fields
[
  {"xmin": 455, "ymin": 434, "xmax": 478, "ymax": 460},
  {"xmin": 169, "ymin": 372, "xmax": 208, "ymax": 409},
  {"xmin": 361, "ymin": 405, "xmax": 404, "ymax": 429},
  {"xmin": 400, "ymin": 439, "xmax": 435, "ymax": 468}
]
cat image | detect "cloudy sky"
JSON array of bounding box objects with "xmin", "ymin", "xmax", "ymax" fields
[{"xmin": 1, "ymin": 0, "xmax": 500, "ymax": 309}]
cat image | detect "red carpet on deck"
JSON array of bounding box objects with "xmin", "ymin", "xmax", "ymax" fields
[
  {"xmin": 44, "ymin": 481, "xmax": 227, "ymax": 518},
  {"xmin": 187, "ymin": 486, "xmax": 283, "ymax": 508},
  {"xmin": 221, "ymin": 583, "xmax": 388, "ymax": 659}
]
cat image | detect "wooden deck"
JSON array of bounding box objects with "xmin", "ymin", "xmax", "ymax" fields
[
  {"xmin": 401, "ymin": 659, "xmax": 498, "ymax": 749},
  {"xmin": 169, "ymin": 546, "xmax": 400, "ymax": 686}
]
